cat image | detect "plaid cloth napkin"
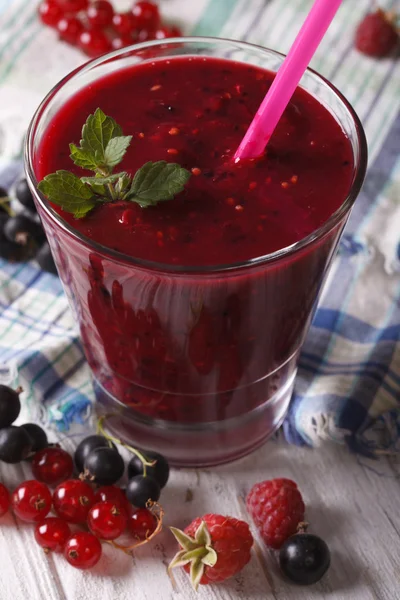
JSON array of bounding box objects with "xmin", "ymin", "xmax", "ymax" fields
[{"xmin": 0, "ymin": 0, "xmax": 399, "ymax": 455}]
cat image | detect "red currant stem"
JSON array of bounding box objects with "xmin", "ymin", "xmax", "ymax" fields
[
  {"xmin": 109, "ymin": 500, "xmax": 164, "ymax": 554},
  {"xmin": 296, "ymin": 521, "xmax": 309, "ymax": 534},
  {"xmin": 96, "ymin": 415, "xmax": 156, "ymax": 475},
  {"xmin": 0, "ymin": 197, "xmax": 15, "ymax": 217},
  {"xmin": 15, "ymin": 386, "xmax": 23, "ymax": 395}
]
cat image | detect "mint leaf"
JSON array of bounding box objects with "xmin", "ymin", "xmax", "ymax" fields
[
  {"xmin": 127, "ymin": 161, "xmax": 191, "ymax": 207},
  {"xmin": 80, "ymin": 108, "xmax": 122, "ymax": 165},
  {"xmin": 38, "ymin": 170, "xmax": 96, "ymax": 218},
  {"xmin": 80, "ymin": 173, "xmax": 126, "ymax": 186},
  {"xmin": 115, "ymin": 173, "xmax": 131, "ymax": 197},
  {"xmin": 69, "ymin": 144, "xmax": 100, "ymax": 171},
  {"xmin": 104, "ymin": 136, "xmax": 132, "ymax": 168}
]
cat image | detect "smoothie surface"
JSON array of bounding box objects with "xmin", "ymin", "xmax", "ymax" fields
[{"xmin": 36, "ymin": 56, "xmax": 354, "ymax": 266}]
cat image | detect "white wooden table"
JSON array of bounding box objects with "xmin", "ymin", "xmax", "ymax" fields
[{"xmin": 1, "ymin": 435, "xmax": 399, "ymax": 600}]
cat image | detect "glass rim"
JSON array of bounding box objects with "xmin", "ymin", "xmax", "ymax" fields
[{"xmin": 25, "ymin": 36, "xmax": 368, "ymax": 274}]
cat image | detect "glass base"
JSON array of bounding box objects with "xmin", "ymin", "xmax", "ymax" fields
[{"xmin": 94, "ymin": 371, "xmax": 295, "ymax": 467}]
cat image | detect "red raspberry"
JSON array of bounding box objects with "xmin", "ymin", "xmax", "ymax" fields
[
  {"xmin": 246, "ymin": 478, "xmax": 305, "ymax": 549},
  {"xmin": 355, "ymin": 9, "xmax": 399, "ymax": 58},
  {"xmin": 169, "ymin": 514, "xmax": 253, "ymax": 590}
]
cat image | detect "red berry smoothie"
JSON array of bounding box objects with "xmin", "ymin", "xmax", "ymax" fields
[{"xmin": 32, "ymin": 53, "xmax": 356, "ymax": 462}]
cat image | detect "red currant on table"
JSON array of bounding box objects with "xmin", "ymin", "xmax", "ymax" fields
[
  {"xmin": 94, "ymin": 485, "xmax": 130, "ymax": 515},
  {"xmin": 87, "ymin": 0, "xmax": 114, "ymax": 28},
  {"xmin": 12, "ymin": 480, "xmax": 52, "ymax": 522},
  {"xmin": 88, "ymin": 501, "xmax": 127, "ymax": 540},
  {"xmin": 0, "ymin": 483, "xmax": 10, "ymax": 517},
  {"xmin": 34, "ymin": 517, "xmax": 71, "ymax": 553},
  {"xmin": 53, "ymin": 479, "xmax": 95, "ymax": 524},
  {"xmin": 112, "ymin": 12, "xmax": 136, "ymax": 35},
  {"xmin": 79, "ymin": 29, "xmax": 111, "ymax": 57},
  {"xmin": 38, "ymin": 0, "xmax": 63, "ymax": 27},
  {"xmin": 32, "ymin": 447, "xmax": 74, "ymax": 486},
  {"xmin": 57, "ymin": 0, "xmax": 88, "ymax": 13},
  {"xmin": 64, "ymin": 532, "xmax": 102, "ymax": 570},
  {"xmin": 57, "ymin": 16, "xmax": 84, "ymax": 45},
  {"xmin": 131, "ymin": 1, "xmax": 160, "ymax": 32},
  {"xmin": 129, "ymin": 508, "xmax": 156, "ymax": 540}
]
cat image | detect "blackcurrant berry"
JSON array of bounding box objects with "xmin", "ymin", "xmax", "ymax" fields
[
  {"xmin": 20, "ymin": 423, "xmax": 48, "ymax": 452},
  {"xmin": 279, "ymin": 533, "xmax": 331, "ymax": 585},
  {"xmin": 125, "ymin": 475, "xmax": 160, "ymax": 508},
  {"xmin": 74, "ymin": 434, "xmax": 115, "ymax": 473},
  {"xmin": 127, "ymin": 450, "xmax": 169, "ymax": 488},
  {"xmin": 84, "ymin": 447, "xmax": 124, "ymax": 486},
  {"xmin": 0, "ymin": 384, "xmax": 21, "ymax": 428},
  {"xmin": 15, "ymin": 179, "xmax": 36, "ymax": 212},
  {"xmin": 4, "ymin": 215, "xmax": 45, "ymax": 255},
  {"xmin": 0, "ymin": 215, "xmax": 27, "ymax": 261},
  {"xmin": 36, "ymin": 243, "xmax": 58, "ymax": 275},
  {"xmin": 0, "ymin": 426, "xmax": 33, "ymax": 463}
]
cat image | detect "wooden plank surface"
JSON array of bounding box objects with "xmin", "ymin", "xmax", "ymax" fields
[{"xmin": 1, "ymin": 436, "xmax": 399, "ymax": 600}]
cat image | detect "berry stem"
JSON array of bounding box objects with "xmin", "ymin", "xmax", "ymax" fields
[
  {"xmin": 96, "ymin": 415, "xmax": 156, "ymax": 476},
  {"xmin": 0, "ymin": 197, "xmax": 15, "ymax": 217},
  {"xmin": 109, "ymin": 500, "xmax": 164, "ymax": 554}
]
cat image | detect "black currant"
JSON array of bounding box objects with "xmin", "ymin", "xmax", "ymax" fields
[
  {"xmin": 0, "ymin": 384, "xmax": 21, "ymax": 429},
  {"xmin": 15, "ymin": 179, "xmax": 36, "ymax": 212},
  {"xmin": 0, "ymin": 215, "xmax": 26, "ymax": 262},
  {"xmin": 0, "ymin": 426, "xmax": 33, "ymax": 463},
  {"xmin": 126, "ymin": 475, "xmax": 160, "ymax": 508},
  {"xmin": 83, "ymin": 446, "xmax": 124, "ymax": 485},
  {"xmin": 279, "ymin": 533, "xmax": 331, "ymax": 585},
  {"xmin": 20, "ymin": 423, "xmax": 48, "ymax": 452},
  {"xmin": 74, "ymin": 434, "xmax": 116, "ymax": 472},
  {"xmin": 36, "ymin": 243, "xmax": 57, "ymax": 275},
  {"xmin": 4, "ymin": 215, "xmax": 45, "ymax": 251},
  {"xmin": 127, "ymin": 451, "xmax": 169, "ymax": 488}
]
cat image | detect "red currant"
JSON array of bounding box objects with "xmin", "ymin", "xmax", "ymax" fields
[
  {"xmin": 137, "ymin": 29, "xmax": 155, "ymax": 42},
  {"xmin": 155, "ymin": 26, "xmax": 172, "ymax": 40},
  {"xmin": 169, "ymin": 25, "xmax": 182, "ymax": 37},
  {"xmin": 64, "ymin": 531, "xmax": 102, "ymax": 570},
  {"xmin": 129, "ymin": 508, "xmax": 156, "ymax": 539},
  {"xmin": 88, "ymin": 501, "xmax": 127, "ymax": 540},
  {"xmin": 34, "ymin": 517, "xmax": 71, "ymax": 552},
  {"xmin": 87, "ymin": 0, "xmax": 114, "ymax": 28},
  {"xmin": 38, "ymin": 0, "xmax": 63, "ymax": 27},
  {"xmin": 32, "ymin": 447, "xmax": 73, "ymax": 486},
  {"xmin": 0, "ymin": 483, "xmax": 10, "ymax": 517},
  {"xmin": 79, "ymin": 29, "xmax": 111, "ymax": 57},
  {"xmin": 57, "ymin": 16, "xmax": 84, "ymax": 44},
  {"xmin": 111, "ymin": 35, "xmax": 133, "ymax": 50},
  {"xmin": 112, "ymin": 12, "xmax": 136, "ymax": 35},
  {"xmin": 94, "ymin": 485, "xmax": 130, "ymax": 515},
  {"xmin": 131, "ymin": 1, "xmax": 160, "ymax": 31},
  {"xmin": 57, "ymin": 0, "xmax": 88, "ymax": 13},
  {"xmin": 12, "ymin": 480, "xmax": 52, "ymax": 522},
  {"xmin": 53, "ymin": 479, "xmax": 95, "ymax": 524}
]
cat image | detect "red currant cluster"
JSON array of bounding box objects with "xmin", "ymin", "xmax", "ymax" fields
[
  {"xmin": 38, "ymin": 0, "xmax": 183, "ymax": 58},
  {"xmin": 0, "ymin": 385, "xmax": 167, "ymax": 570}
]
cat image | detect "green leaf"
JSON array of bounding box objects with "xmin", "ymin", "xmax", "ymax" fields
[
  {"xmin": 80, "ymin": 108, "xmax": 122, "ymax": 165},
  {"xmin": 104, "ymin": 136, "xmax": 132, "ymax": 168},
  {"xmin": 115, "ymin": 173, "xmax": 132, "ymax": 197},
  {"xmin": 69, "ymin": 144, "xmax": 100, "ymax": 171},
  {"xmin": 127, "ymin": 161, "xmax": 191, "ymax": 207},
  {"xmin": 38, "ymin": 170, "xmax": 96, "ymax": 218},
  {"xmin": 80, "ymin": 172, "xmax": 126, "ymax": 186}
]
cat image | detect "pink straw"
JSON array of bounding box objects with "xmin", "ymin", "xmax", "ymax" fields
[{"xmin": 234, "ymin": 0, "xmax": 343, "ymax": 161}]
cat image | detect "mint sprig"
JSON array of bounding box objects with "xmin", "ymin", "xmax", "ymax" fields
[{"xmin": 38, "ymin": 108, "xmax": 191, "ymax": 219}]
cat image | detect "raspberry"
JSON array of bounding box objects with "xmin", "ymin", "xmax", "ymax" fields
[
  {"xmin": 246, "ymin": 478, "xmax": 305, "ymax": 549},
  {"xmin": 169, "ymin": 514, "xmax": 253, "ymax": 590},
  {"xmin": 355, "ymin": 9, "xmax": 399, "ymax": 58}
]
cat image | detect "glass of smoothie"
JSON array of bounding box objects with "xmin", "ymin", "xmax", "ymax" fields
[{"xmin": 25, "ymin": 38, "xmax": 367, "ymax": 466}]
